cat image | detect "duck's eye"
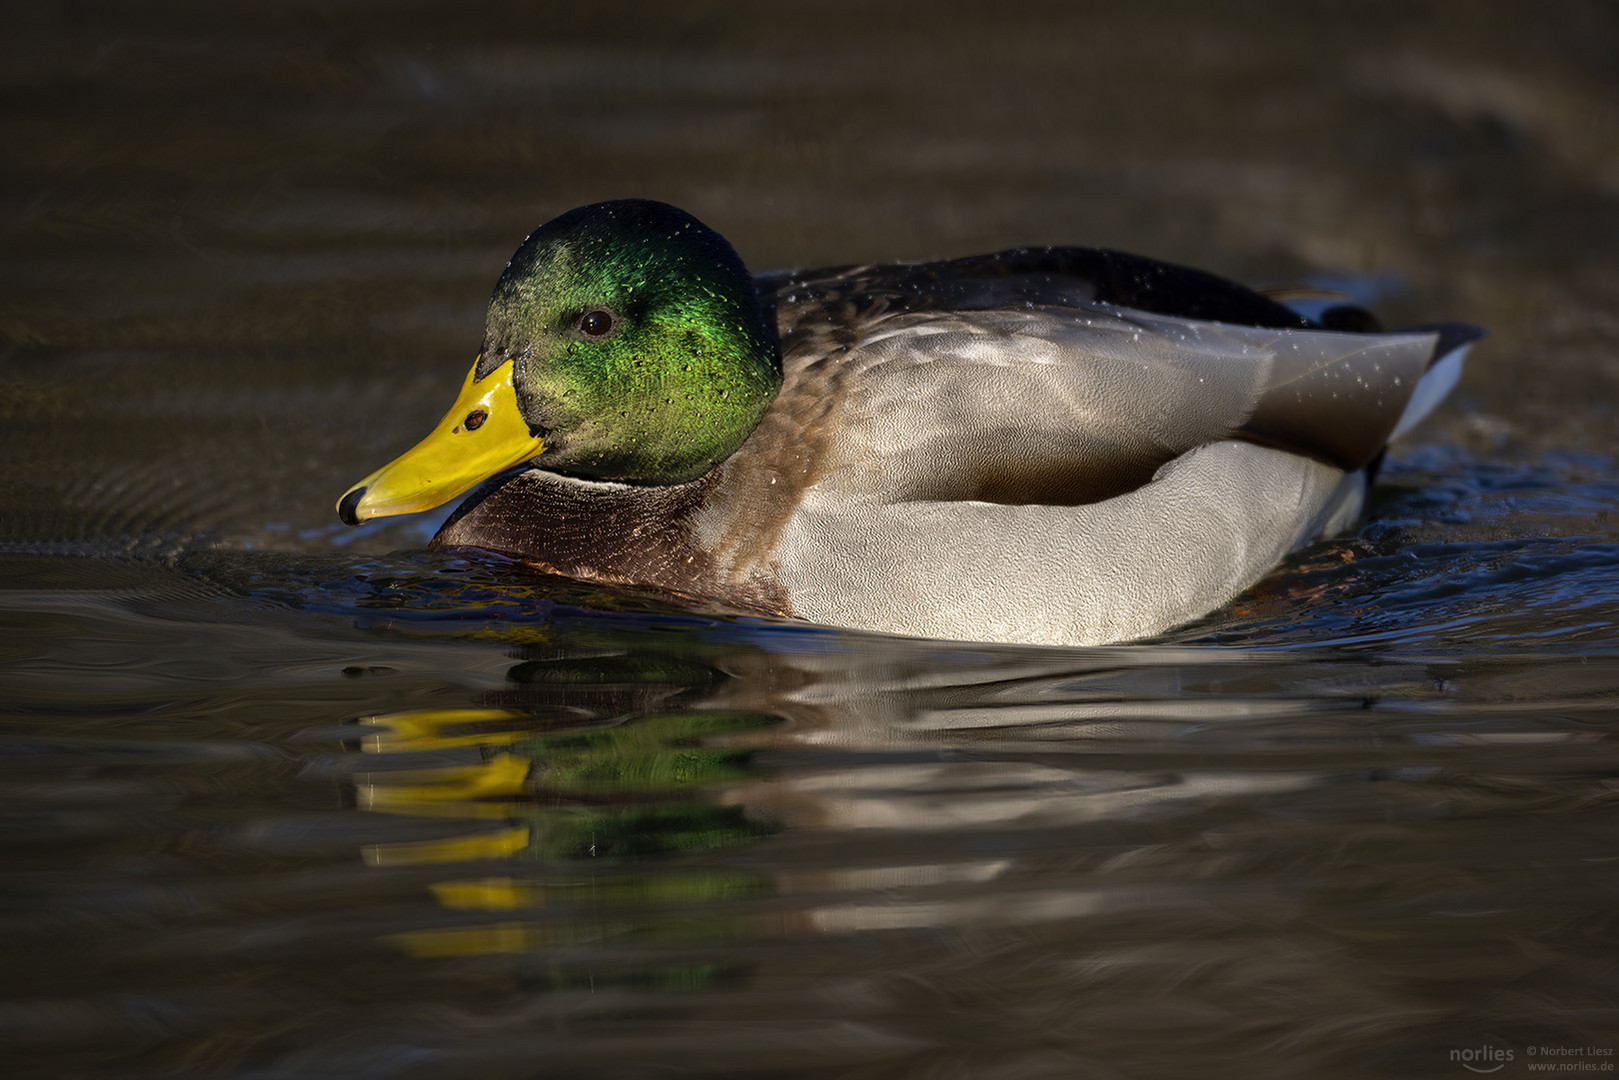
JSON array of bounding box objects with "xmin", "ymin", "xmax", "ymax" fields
[
  {"xmin": 463, "ymin": 410, "xmax": 487, "ymax": 431},
  {"xmin": 577, "ymin": 309, "xmax": 616, "ymax": 338}
]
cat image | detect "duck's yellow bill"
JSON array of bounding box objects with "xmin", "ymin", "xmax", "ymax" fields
[{"xmin": 337, "ymin": 358, "xmax": 542, "ymax": 525}]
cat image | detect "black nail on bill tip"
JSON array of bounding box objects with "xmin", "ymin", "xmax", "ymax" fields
[{"xmin": 338, "ymin": 487, "xmax": 366, "ymax": 527}]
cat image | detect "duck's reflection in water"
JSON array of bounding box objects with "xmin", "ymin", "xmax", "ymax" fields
[{"xmin": 352, "ymin": 629, "xmax": 1373, "ymax": 963}]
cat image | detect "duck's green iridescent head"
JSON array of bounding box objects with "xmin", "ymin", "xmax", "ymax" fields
[{"xmin": 337, "ymin": 200, "xmax": 780, "ymax": 525}]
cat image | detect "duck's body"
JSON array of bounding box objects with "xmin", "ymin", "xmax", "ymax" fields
[{"xmin": 340, "ymin": 201, "xmax": 1479, "ymax": 646}]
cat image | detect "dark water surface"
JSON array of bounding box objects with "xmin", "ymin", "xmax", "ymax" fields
[{"xmin": 4, "ymin": 3, "xmax": 1618, "ymax": 1077}]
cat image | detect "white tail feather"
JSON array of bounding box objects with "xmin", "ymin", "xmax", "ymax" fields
[{"xmin": 1389, "ymin": 344, "xmax": 1469, "ymax": 442}]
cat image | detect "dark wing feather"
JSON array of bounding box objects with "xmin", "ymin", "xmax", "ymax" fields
[{"xmin": 757, "ymin": 246, "xmax": 1317, "ymax": 332}]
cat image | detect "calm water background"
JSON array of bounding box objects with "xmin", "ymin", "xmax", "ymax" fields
[{"xmin": 3, "ymin": 3, "xmax": 1618, "ymax": 1077}]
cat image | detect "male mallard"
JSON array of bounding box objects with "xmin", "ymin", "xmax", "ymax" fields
[{"xmin": 337, "ymin": 199, "xmax": 1479, "ymax": 646}]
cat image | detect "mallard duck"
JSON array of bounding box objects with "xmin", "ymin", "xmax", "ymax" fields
[{"xmin": 337, "ymin": 199, "xmax": 1480, "ymax": 646}]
